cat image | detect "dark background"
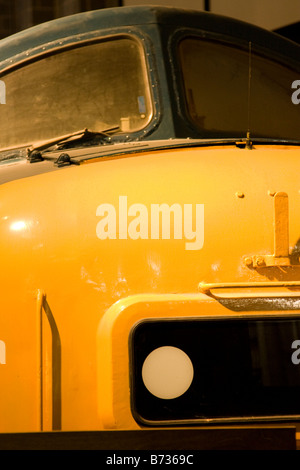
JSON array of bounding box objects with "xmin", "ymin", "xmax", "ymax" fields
[
  {"xmin": 0, "ymin": 0, "xmax": 299, "ymax": 44},
  {"xmin": 0, "ymin": 0, "xmax": 122, "ymax": 40}
]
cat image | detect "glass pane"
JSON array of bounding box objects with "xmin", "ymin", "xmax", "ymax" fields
[
  {"xmin": 0, "ymin": 37, "xmax": 152, "ymax": 149},
  {"xmin": 131, "ymin": 318, "xmax": 300, "ymax": 423},
  {"xmin": 179, "ymin": 38, "xmax": 300, "ymax": 140}
]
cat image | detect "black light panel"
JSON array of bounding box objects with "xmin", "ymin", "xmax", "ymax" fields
[{"xmin": 130, "ymin": 317, "xmax": 300, "ymax": 425}]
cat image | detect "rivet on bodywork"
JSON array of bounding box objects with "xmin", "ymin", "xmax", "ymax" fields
[
  {"xmin": 256, "ymin": 257, "xmax": 265, "ymax": 267},
  {"xmin": 244, "ymin": 257, "xmax": 253, "ymax": 267}
]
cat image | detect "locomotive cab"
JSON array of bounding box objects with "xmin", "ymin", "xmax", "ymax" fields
[{"xmin": 0, "ymin": 6, "xmax": 300, "ymax": 449}]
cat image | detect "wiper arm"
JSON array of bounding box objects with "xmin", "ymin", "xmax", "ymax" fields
[{"xmin": 27, "ymin": 127, "xmax": 120, "ymax": 162}]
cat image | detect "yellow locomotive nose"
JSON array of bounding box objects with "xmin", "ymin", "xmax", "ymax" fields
[{"xmin": 0, "ymin": 4, "xmax": 300, "ymax": 450}]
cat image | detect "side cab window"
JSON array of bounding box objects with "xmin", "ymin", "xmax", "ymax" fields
[{"xmin": 178, "ymin": 37, "xmax": 300, "ymax": 140}]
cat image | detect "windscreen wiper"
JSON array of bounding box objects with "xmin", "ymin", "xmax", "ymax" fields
[{"xmin": 27, "ymin": 127, "xmax": 120, "ymax": 162}]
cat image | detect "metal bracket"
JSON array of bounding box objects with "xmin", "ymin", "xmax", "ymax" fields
[
  {"xmin": 199, "ymin": 280, "xmax": 300, "ymax": 297},
  {"xmin": 244, "ymin": 192, "xmax": 299, "ymax": 268}
]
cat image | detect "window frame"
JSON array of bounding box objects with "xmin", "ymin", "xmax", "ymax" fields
[
  {"xmin": 169, "ymin": 28, "xmax": 300, "ymax": 139},
  {"xmin": 0, "ymin": 29, "xmax": 160, "ymax": 150}
]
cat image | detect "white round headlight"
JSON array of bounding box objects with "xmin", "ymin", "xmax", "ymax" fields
[{"xmin": 141, "ymin": 346, "xmax": 194, "ymax": 399}]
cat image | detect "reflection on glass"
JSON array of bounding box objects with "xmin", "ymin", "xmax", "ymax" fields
[
  {"xmin": 0, "ymin": 37, "xmax": 152, "ymax": 149},
  {"xmin": 179, "ymin": 38, "xmax": 300, "ymax": 140}
]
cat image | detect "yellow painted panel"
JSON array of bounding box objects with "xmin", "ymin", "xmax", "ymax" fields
[
  {"xmin": 97, "ymin": 292, "xmax": 300, "ymax": 429},
  {"xmin": 0, "ymin": 293, "xmax": 41, "ymax": 432}
]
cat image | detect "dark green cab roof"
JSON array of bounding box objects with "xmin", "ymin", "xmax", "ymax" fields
[{"xmin": 1, "ymin": 5, "xmax": 300, "ymax": 72}]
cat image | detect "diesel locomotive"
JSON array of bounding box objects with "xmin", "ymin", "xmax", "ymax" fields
[{"xmin": 0, "ymin": 5, "xmax": 300, "ymax": 449}]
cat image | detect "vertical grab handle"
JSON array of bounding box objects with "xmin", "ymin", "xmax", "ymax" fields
[{"xmin": 36, "ymin": 290, "xmax": 61, "ymax": 431}]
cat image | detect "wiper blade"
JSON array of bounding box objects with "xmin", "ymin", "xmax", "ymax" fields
[
  {"xmin": 0, "ymin": 148, "xmax": 27, "ymax": 162},
  {"xmin": 27, "ymin": 127, "xmax": 120, "ymax": 162}
]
